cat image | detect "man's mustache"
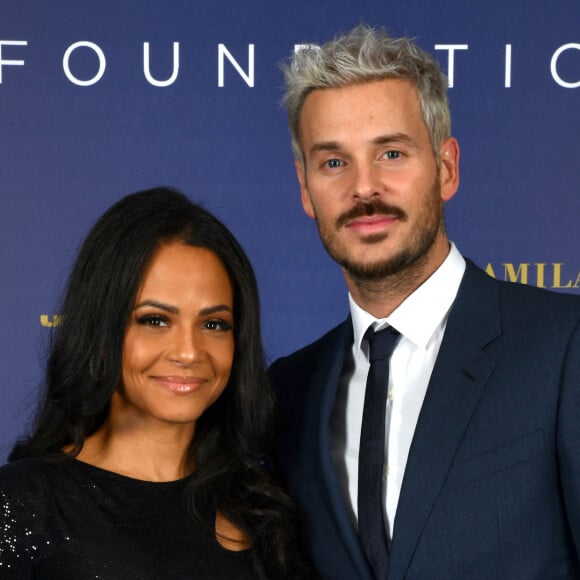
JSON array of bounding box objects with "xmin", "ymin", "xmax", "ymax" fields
[{"xmin": 336, "ymin": 199, "xmax": 406, "ymax": 228}]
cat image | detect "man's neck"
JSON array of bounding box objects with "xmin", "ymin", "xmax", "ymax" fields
[{"xmin": 345, "ymin": 239, "xmax": 451, "ymax": 319}]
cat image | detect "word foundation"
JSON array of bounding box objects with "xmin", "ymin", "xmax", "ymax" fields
[{"xmin": 1, "ymin": 41, "xmax": 579, "ymax": 88}]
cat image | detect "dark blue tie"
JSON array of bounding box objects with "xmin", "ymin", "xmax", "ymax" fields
[{"xmin": 358, "ymin": 325, "xmax": 401, "ymax": 579}]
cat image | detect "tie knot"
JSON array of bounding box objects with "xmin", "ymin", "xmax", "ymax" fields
[{"xmin": 365, "ymin": 326, "xmax": 400, "ymax": 362}]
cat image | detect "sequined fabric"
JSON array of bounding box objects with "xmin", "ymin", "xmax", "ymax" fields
[{"xmin": 0, "ymin": 458, "xmax": 256, "ymax": 579}]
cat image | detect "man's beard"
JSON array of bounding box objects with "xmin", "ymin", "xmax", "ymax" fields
[{"xmin": 316, "ymin": 180, "xmax": 444, "ymax": 282}]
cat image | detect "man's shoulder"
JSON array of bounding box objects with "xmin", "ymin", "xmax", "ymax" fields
[
  {"xmin": 465, "ymin": 258, "xmax": 580, "ymax": 309},
  {"xmin": 268, "ymin": 319, "xmax": 351, "ymax": 405},
  {"xmin": 270, "ymin": 318, "xmax": 351, "ymax": 371},
  {"xmin": 269, "ymin": 320, "xmax": 351, "ymax": 432}
]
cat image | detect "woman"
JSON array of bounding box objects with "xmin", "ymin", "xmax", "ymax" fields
[{"xmin": 0, "ymin": 188, "xmax": 312, "ymax": 579}]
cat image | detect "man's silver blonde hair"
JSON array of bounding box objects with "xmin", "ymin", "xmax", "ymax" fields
[{"xmin": 281, "ymin": 25, "xmax": 451, "ymax": 167}]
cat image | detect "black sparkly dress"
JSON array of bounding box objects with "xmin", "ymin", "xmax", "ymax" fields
[{"xmin": 0, "ymin": 458, "xmax": 257, "ymax": 579}]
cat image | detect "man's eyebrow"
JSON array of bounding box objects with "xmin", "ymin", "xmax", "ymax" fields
[
  {"xmin": 308, "ymin": 141, "xmax": 342, "ymax": 156},
  {"xmin": 372, "ymin": 132, "xmax": 415, "ymax": 146},
  {"xmin": 308, "ymin": 133, "xmax": 415, "ymax": 157}
]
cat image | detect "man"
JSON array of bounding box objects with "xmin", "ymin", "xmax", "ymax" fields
[{"xmin": 270, "ymin": 25, "xmax": 580, "ymax": 579}]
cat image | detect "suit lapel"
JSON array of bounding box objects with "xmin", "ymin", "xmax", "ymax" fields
[
  {"xmin": 307, "ymin": 320, "xmax": 374, "ymax": 579},
  {"xmin": 388, "ymin": 261, "xmax": 502, "ymax": 579}
]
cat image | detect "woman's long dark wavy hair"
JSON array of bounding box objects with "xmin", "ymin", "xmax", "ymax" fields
[{"xmin": 10, "ymin": 187, "xmax": 312, "ymax": 579}]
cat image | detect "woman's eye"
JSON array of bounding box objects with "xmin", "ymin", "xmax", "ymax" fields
[
  {"xmin": 136, "ymin": 315, "xmax": 168, "ymax": 327},
  {"xmin": 205, "ymin": 319, "xmax": 233, "ymax": 332}
]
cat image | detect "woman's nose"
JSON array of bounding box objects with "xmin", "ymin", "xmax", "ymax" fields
[{"xmin": 170, "ymin": 327, "xmax": 202, "ymax": 366}]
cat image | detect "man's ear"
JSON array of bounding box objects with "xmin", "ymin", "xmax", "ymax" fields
[
  {"xmin": 439, "ymin": 137, "xmax": 460, "ymax": 202},
  {"xmin": 296, "ymin": 160, "xmax": 315, "ymax": 218}
]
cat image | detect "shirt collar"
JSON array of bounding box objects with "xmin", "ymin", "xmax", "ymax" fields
[{"xmin": 350, "ymin": 242, "xmax": 466, "ymax": 353}]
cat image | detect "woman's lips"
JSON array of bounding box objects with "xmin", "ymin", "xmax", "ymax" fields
[{"xmin": 152, "ymin": 376, "xmax": 206, "ymax": 394}]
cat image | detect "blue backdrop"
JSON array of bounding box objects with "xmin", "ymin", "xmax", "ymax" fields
[{"xmin": 1, "ymin": 0, "xmax": 579, "ymax": 461}]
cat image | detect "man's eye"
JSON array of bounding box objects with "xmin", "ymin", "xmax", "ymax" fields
[
  {"xmin": 384, "ymin": 151, "xmax": 401, "ymax": 160},
  {"xmin": 325, "ymin": 158, "xmax": 343, "ymax": 169}
]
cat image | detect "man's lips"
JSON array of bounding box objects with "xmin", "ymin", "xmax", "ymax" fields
[
  {"xmin": 346, "ymin": 214, "xmax": 398, "ymax": 233},
  {"xmin": 152, "ymin": 376, "xmax": 206, "ymax": 394},
  {"xmin": 336, "ymin": 200, "xmax": 406, "ymax": 230}
]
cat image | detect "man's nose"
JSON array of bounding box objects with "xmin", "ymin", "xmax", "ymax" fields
[{"xmin": 352, "ymin": 161, "xmax": 382, "ymax": 200}]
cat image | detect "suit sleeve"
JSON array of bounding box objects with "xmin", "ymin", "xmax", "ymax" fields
[{"xmin": 557, "ymin": 316, "xmax": 580, "ymax": 558}]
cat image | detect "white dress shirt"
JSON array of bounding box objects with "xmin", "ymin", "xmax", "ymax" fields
[{"xmin": 329, "ymin": 243, "xmax": 466, "ymax": 540}]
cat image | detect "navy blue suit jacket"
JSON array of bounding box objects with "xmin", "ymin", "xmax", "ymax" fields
[{"xmin": 270, "ymin": 260, "xmax": 580, "ymax": 579}]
